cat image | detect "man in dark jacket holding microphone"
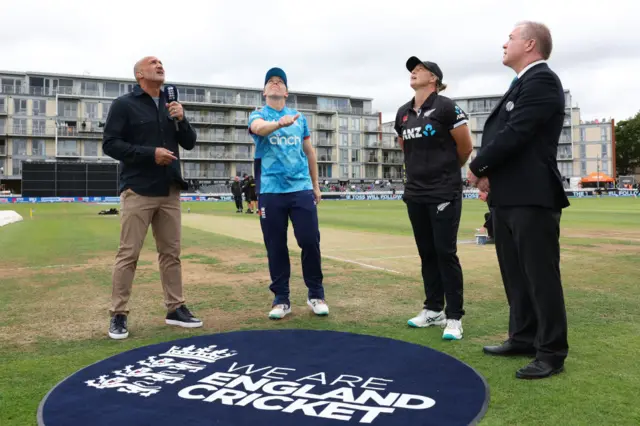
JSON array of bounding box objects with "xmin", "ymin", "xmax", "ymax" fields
[{"xmin": 102, "ymin": 56, "xmax": 203, "ymax": 340}]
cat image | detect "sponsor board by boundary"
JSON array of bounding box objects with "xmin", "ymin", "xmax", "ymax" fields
[{"xmin": 2, "ymin": 189, "xmax": 637, "ymax": 204}]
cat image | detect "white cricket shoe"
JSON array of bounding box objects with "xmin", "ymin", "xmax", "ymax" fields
[
  {"xmin": 269, "ymin": 304, "xmax": 291, "ymax": 319},
  {"xmin": 307, "ymin": 299, "xmax": 329, "ymax": 316},
  {"xmin": 407, "ymin": 309, "xmax": 446, "ymax": 328},
  {"xmin": 442, "ymin": 319, "xmax": 463, "ymax": 340}
]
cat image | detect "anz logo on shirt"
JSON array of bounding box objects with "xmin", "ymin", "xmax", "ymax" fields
[
  {"xmin": 402, "ymin": 124, "xmax": 436, "ymax": 140},
  {"xmin": 455, "ymin": 106, "xmax": 466, "ymax": 121}
]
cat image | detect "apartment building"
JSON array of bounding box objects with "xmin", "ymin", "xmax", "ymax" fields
[
  {"xmin": 381, "ymin": 90, "xmax": 615, "ymax": 182},
  {"xmin": 0, "ymin": 70, "xmax": 384, "ymax": 192}
]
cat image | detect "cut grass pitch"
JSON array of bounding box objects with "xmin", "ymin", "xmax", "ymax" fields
[{"xmin": 1, "ymin": 198, "xmax": 639, "ymax": 425}]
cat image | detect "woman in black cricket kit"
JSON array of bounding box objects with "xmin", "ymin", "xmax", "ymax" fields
[{"xmin": 394, "ymin": 56, "xmax": 473, "ymax": 340}]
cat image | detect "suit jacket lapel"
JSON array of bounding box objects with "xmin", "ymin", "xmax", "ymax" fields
[{"xmin": 487, "ymin": 78, "xmax": 521, "ymax": 122}]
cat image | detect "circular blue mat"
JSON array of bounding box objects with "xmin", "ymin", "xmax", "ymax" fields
[{"xmin": 39, "ymin": 330, "xmax": 489, "ymax": 426}]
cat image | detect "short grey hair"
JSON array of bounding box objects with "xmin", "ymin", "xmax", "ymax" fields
[{"xmin": 516, "ymin": 21, "xmax": 553, "ymax": 60}]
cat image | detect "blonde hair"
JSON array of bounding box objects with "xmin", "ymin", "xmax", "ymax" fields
[{"xmin": 436, "ymin": 82, "xmax": 447, "ymax": 92}]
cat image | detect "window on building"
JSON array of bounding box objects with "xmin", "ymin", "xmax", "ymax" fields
[
  {"xmin": 580, "ymin": 128, "xmax": 586, "ymax": 141},
  {"xmin": 340, "ymin": 148, "xmax": 349, "ymax": 163},
  {"xmin": 351, "ymin": 133, "xmax": 361, "ymax": 147},
  {"xmin": 351, "ymin": 165, "xmax": 361, "ymax": 178},
  {"xmin": 102, "ymin": 102, "xmax": 111, "ymax": 119},
  {"xmin": 581, "ymin": 160, "xmax": 587, "ymax": 176},
  {"xmin": 84, "ymin": 141, "xmax": 99, "ymax": 157},
  {"xmin": 104, "ymin": 82, "xmax": 120, "ymax": 97},
  {"xmin": 601, "ymin": 144, "xmax": 608, "ymax": 159},
  {"xmin": 236, "ymin": 163, "xmax": 251, "ymax": 176},
  {"xmin": 32, "ymin": 119, "xmax": 46, "ymax": 136},
  {"xmin": 0, "ymin": 97, "xmax": 5, "ymax": 113},
  {"xmin": 602, "ymin": 161, "xmax": 608, "ymax": 173},
  {"xmin": 351, "ymin": 118, "xmax": 360, "ymax": 131},
  {"xmin": 340, "ymin": 164, "xmax": 348, "ymax": 178},
  {"xmin": 601, "ymin": 126, "xmax": 607, "ymax": 141},
  {"xmin": 32, "ymin": 100, "xmax": 46, "ymax": 116},
  {"xmin": 59, "ymin": 140, "xmax": 78, "ymax": 155},
  {"xmin": 340, "ymin": 133, "xmax": 348, "ymax": 147},
  {"xmin": 85, "ymin": 102, "xmax": 98, "ymax": 119},
  {"xmin": 14, "ymin": 119, "xmax": 27, "ymax": 135},
  {"xmin": 60, "ymin": 101, "xmax": 78, "ymax": 118},
  {"xmin": 14, "ymin": 99, "xmax": 27, "ymax": 115},
  {"xmin": 12, "ymin": 158, "xmax": 22, "ymax": 176},
  {"xmin": 351, "ymin": 149, "xmax": 361, "ymax": 162},
  {"xmin": 579, "ymin": 145, "xmax": 586, "ymax": 158},
  {"xmin": 339, "ymin": 117, "xmax": 348, "ymax": 130},
  {"xmin": 32, "ymin": 139, "xmax": 45, "ymax": 156},
  {"xmin": 12, "ymin": 139, "xmax": 27, "ymax": 155},
  {"xmin": 81, "ymin": 81, "xmax": 99, "ymax": 96}
]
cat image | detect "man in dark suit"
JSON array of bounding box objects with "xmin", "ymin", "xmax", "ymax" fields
[{"xmin": 467, "ymin": 21, "xmax": 570, "ymax": 379}]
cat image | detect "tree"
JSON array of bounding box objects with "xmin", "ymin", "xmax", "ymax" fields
[{"xmin": 615, "ymin": 111, "xmax": 640, "ymax": 176}]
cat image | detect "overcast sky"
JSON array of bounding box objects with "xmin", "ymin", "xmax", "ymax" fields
[{"xmin": 2, "ymin": 0, "xmax": 638, "ymax": 124}]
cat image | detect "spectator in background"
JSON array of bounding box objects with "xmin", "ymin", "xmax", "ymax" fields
[{"xmin": 231, "ymin": 176, "xmax": 243, "ymax": 213}]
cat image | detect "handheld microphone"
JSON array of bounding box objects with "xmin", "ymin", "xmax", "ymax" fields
[{"xmin": 164, "ymin": 85, "xmax": 180, "ymax": 131}]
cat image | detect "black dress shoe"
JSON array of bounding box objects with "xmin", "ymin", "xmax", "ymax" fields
[
  {"xmin": 516, "ymin": 359, "xmax": 564, "ymax": 380},
  {"xmin": 483, "ymin": 341, "xmax": 537, "ymax": 357}
]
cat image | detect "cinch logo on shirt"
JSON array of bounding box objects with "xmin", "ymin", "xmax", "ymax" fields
[
  {"xmin": 268, "ymin": 134, "xmax": 302, "ymax": 146},
  {"xmin": 402, "ymin": 127, "xmax": 422, "ymax": 140}
]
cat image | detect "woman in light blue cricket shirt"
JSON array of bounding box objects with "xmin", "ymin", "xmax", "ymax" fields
[{"xmin": 248, "ymin": 67, "xmax": 328, "ymax": 320}]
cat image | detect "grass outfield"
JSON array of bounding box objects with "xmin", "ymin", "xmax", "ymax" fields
[{"xmin": 1, "ymin": 198, "xmax": 639, "ymax": 425}]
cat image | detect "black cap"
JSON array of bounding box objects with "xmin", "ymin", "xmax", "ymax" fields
[{"xmin": 406, "ymin": 56, "xmax": 443, "ymax": 81}]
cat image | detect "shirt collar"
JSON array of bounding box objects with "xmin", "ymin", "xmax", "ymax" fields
[
  {"xmin": 410, "ymin": 91, "xmax": 437, "ymax": 113},
  {"xmin": 132, "ymin": 84, "xmax": 164, "ymax": 100},
  {"xmin": 517, "ymin": 60, "xmax": 546, "ymax": 79}
]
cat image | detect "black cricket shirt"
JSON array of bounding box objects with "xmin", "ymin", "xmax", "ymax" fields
[{"xmin": 394, "ymin": 92, "xmax": 469, "ymax": 203}]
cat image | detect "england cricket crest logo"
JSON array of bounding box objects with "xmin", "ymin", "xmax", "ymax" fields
[{"xmin": 85, "ymin": 375, "xmax": 162, "ymax": 398}]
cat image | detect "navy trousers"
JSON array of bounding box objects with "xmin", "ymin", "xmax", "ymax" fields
[{"xmin": 258, "ymin": 190, "xmax": 324, "ymax": 306}]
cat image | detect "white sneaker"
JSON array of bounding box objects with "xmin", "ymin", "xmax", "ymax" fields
[
  {"xmin": 407, "ymin": 309, "xmax": 446, "ymax": 328},
  {"xmin": 442, "ymin": 319, "xmax": 463, "ymax": 340},
  {"xmin": 307, "ymin": 299, "xmax": 329, "ymax": 316},
  {"xmin": 269, "ymin": 304, "xmax": 291, "ymax": 319}
]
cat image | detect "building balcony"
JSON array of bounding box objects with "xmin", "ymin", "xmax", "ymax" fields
[
  {"xmin": 183, "ymin": 170, "xmax": 230, "ymax": 179},
  {"xmin": 364, "ymin": 126, "xmax": 382, "ymax": 133},
  {"xmin": 364, "ymin": 142, "xmax": 381, "ymax": 149},
  {"xmin": 383, "ymin": 173, "xmax": 402, "ymax": 179},
  {"xmin": 58, "ymin": 126, "xmax": 103, "ymax": 138},
  {"xmin": 0, "ymin": 104, "xmax": 6, "ymax": 115},
  {"xmin": 181, "ymin": 151, "xmax": 253, "ymax": 161},
  {"xmin": 55, "ymin": 87, "xmax": 103, "ymax": 98},
  {"xmin": 194, "ymin": 134, "xmax": 253, "ymax": 144},
  {"xmin": 317, "ymin": 155, "xmax": 335, "ymax": 162},
  {"xmin": 184, "ymin": 113, "xmax": 249, "ymax": 126},
  {"xmin": 315, "ymin": 139, "xmax": 334, "ymax": 147},
  {"xmin": 56, "ymin": 150, "xmax": 81, "ymax": 157},
  {"xmin": 0, "ymin": 146, "xmax": 6, "ymax": 156},
  {"xmin": 382, "ymin": 158, "xmax": 404, "ymax": 165},
  {"xmin": 1, "ymin": 85, "xmax": 26, "ymax": 95},
  {"xmin": 5, "ymin": 126, "xmax": 56, "ymax": 137},
  {"xmin": 315, "ymin": 122, "xmax": 335, "ymax": 130},
  {"xmin": 381, "ymin": 142, "xmax": 401, "ymax": 150},
  {"xmin": 364, "ymin": 157, "xmax": 380, "ymax": 163},
  {"xmin": 557, "ymin": 153, "xmax": 573, "ymax": 161}
]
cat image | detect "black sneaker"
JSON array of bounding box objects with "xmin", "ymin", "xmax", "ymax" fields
[
  {"xmin": 165, "ymin": 305, "xmax": 203, "ymax": 328},
  {"xmin": 109, "ymin": 314, "xmax": 129, "ymax": 340}
]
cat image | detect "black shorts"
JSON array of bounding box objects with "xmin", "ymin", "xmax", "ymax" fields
[{"xmin": 254, "ymin": 158, "xmax": 261, "ymax": 195}]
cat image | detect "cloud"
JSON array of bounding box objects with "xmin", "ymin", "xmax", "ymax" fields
[{"xmin": 0, "ymin": 0, "xmax": 637, "ymax": 123}]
